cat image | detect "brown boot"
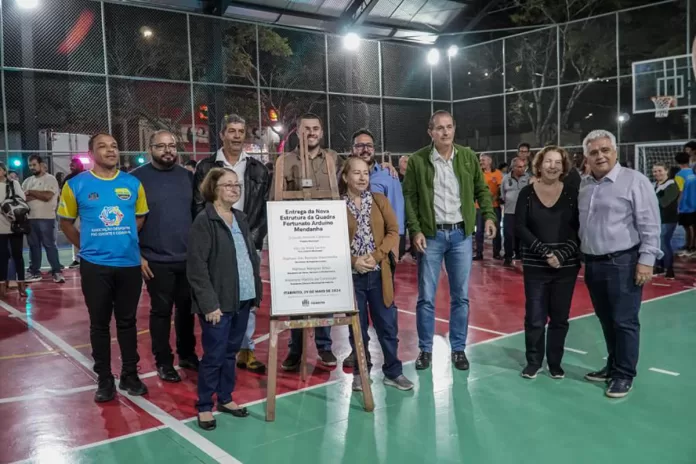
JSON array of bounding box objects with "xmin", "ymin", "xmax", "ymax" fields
[
  {"xmin": 17, "ymin": 282, "xmax": 27, "ymax": 298},
  {"xmin": 0, "ymin": 282, "xmax": 7, "ymax": 298}
]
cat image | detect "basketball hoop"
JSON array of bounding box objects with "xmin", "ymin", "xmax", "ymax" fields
[{"xmin": 651, "ymin": 96, "xmax": 675, "ymax": 118}]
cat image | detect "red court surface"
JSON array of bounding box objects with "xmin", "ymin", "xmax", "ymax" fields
[{"xmin": 1, "ymin": 254, "xmax": 694, "ymax": 463}]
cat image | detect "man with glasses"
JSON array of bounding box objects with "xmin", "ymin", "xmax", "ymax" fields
[
  {"xmin": 132, "ymin": 130, "xmax": 199, "ymax": 382},
  {"xmin": 193, "ymin": 114, "xmax": 271, "ymax": 374}
]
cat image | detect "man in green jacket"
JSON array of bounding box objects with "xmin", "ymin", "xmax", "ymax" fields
[{"xmin": 403, "ymin": 110, "xmax": 496, "ymax": 371}]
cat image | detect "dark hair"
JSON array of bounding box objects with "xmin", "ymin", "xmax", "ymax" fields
[
  {"xmin": 531, "ymin": 146, "xmax": 572, "ymax": 180},
  {"xmin": 88, "ymin": 133, "xmax": 114, "ymax": 152},
  {"xmin": 351, "ymin": 128, "xmax": 375, "ymax": 144},
  {"xmin": 0, "ymin": 162, "xmax": 6, "ymax": 174},
  {"xmin": 498, "ymin": 162, "xmax": 508, "ymax": 170},
  {"xmin": 652, "ymin": 161, "xmax": 669, "ymax": 170},
  {"xmin": 518, "ymin": 142, "xmax": 531, "ymax": 151},
  {"xmin": 219, "ymin": 114, "xmax": 246, "ymax": 134},
  {"xmin": 684, "ymin": 141, "xmax": 696, "ymax": 151},
  {"xmin": 28, "ymin": 154, "xmax": 43, "ymax": 164},
  {"xmin": 428, "ymin": 110, "xmax": 455, "ymax": 130},
  {"xmin": 338, "ymin": 157, "xmax": 369, "ymax": 195},
  {"xmin": 675, "ymin": 151, "xmax": 690, "ymax": 165},
  {"xmin": 200, "ymin": 167, "xmax": 238, "ymax": 203},
  {"xmin": 184, "ymin": 159, "xmax": 197, "ymax": 168},
  {"xmin": 668, "ymin": 166, "xmax": 680, "ymax": 179},
  {"xmin": 297, "ymin": 113, "xmax": 323, "ymax": 129}
]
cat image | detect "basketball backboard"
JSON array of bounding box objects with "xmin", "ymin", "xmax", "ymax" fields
[{"xmin": 632, "ymin": 53, "xmax": 696, "ymax": 114}]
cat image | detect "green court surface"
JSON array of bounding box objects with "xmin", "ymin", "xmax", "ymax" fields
[{"xmin": 37, "ymin": 290, "xmax": 696, "ymax": 464}]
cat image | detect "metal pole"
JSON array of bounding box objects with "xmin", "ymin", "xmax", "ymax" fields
[
  {"xmin": 101, "ymin": 1, "xmax": 112, "ymax": 134},
  {"xmin": 616, "ymin": 12, "xmax": 621, "ymax": 145},
  {"xmin": 556, "ymin": 25, "xmax": 561, "ymax": 146},
  {"xmin": 429, "ymin": 66, "xmax": 433, "ymax": 114},
  {"xmin": 686, "ymin": 0, "xmax": 692, "ymax": 138},
  {"xmin": 186, "ymin": 14, "xmax": 197, "ymax": 159},
  {"xmin": 0, "ymin": 0, "xmax": 9, "ymax": 157},
  {"xmin": 448, "ymin": 55, "xmax": 453, "ymax": 115},
  {"xmin": 502, "ymin": 39, "xmax": 507, "ymax": 155},
  {"xmin": 378, "ymin": 41, "xmax": 384, "ymax": 152},
  {"xmin": 324, "ymin": 34, "xmax": 331, "ymax": 148},
  {"xmin": 256, "ymin": 25, "xmax": 262, "ymax": 140}
]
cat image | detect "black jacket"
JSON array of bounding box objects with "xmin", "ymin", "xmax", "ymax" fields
[
  {"xmin": 187, "ymin": 203, "xmax": 262, "ymax": 315},
  {"xmin": 193, "ymin": 154, "xmax": 270, "ymax": 250}
]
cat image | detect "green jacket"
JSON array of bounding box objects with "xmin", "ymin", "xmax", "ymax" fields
[{"xmin": 403, "ymin": 144, "xmax": 495, "ymax": 237}]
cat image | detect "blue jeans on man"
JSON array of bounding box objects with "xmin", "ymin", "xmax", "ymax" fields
[
  {"xmin": 416, "ymin": 228, "xmax": 472, "ymax": 353},
  {"xmin": 349, "ymin": 270, "xmax": 402, "ymax": 380},
  {"xmin": 584, "ymin": 250, "xmax": 643, "ymax": 380},
  {"xmin": 27, "ymin": 219, "xmax": 62, "ymax": 275},
  {"xmin": 659, "ymin": 223, "xmax": 677, "ymax": 270}
]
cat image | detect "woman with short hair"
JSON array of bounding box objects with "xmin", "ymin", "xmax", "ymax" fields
[
  {"xmin": 652, "ymin": 162, "xmax": 679, "ymax": 279},
  {"xmin": 187, "ymin": 168, "xmax": 262, "ymax": 430}
]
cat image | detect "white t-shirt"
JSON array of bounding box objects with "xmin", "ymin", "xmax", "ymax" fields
[{"xmin": 22, "ymin": 173, "xmax": 59, "ymax": 219}]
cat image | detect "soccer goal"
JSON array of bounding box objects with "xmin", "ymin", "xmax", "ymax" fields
[{"xmin": 634, "ymin": 140, "xmax": 688, "ymax": 179}]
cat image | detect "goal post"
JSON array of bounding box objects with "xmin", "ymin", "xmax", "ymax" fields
[{"xmin": 634, "ymin": 140, "xmax": 688, "ymax": 178}]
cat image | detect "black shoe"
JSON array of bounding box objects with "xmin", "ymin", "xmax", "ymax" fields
[
  {"xmin": 653, "ymin": 266, "xmax": 664, "ymax": 276},
  {"xmin": 318, "ymin": 350, "xmax": 337, "ymax": 367},
  {"xmin": 665, "ymin": 268, "xmax": 675, "ymax": 279},
  {"xmin": 451, "ymin": 351, "xmax": 470, "ymax": 370},
  {"xmin": 521, "ymin": 365, "xmax": 541, "ymax": 379},
  {"xmin": 606, "ymin": 378, "xmax": 633, "ymax": 398},
  {"xmin": 493, "ymin": 254, "xmax": 502, "ymax": 260},
  {"xmin": 217, "ymin": 403, "xmax": 250, "ymax": 417},
  {"xmin": 342, "ymin": 350, "xmax": 355, "ymax": 368},
  {"xmin": 157, "ymin": 365, "xmax": 181, "ymax": 383},
  {"xmin": 178, "ymin": 356, "xmax": 199, "ymax": 371},
  {"xmin": 503, "ymin": 258, "xmax": 513, "ymax": 267},
  {"xmin": 281, "ymin": 353, "xmax": 301, "ymax": 371},
  {"xmin": 472, "ymin": 254, "xmax": 483, "ymax": 261},
  {"xmin": 94, "ymin": 375, "xmax": 116, "ymax": 403},
  {"xmin": 584, "ymin": 366, "xmax": 610, "ymax": 383},
  {"xmin": 415, "ymin": 351, "xmax": 432, "ymax": 370},
  {"xmin": 197, "ymin": 414, "xmax": 217, "ymax": 431},
  {"xmin": 118, "ymin": 372, "xmax": 148, "ymax": 396},
  {"xmin": 548, "ymin": 366, "xmax": 565, "ymax": 379}
]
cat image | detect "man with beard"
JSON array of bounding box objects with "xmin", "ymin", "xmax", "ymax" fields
[
  {"xmin": 272, "ymin": 113, "xmax": 340, "ymax": 371},
  {"xmin": 132, "ymin": 131, "xmax": 199, "ymax": 382},
  {"xmin": 23, "ymin": 154, "xmax": 65, "ymax": 283},
  {"xmin": 193, "ymin": 114, "xmax": 270, "ymax": 374},
  {"xmin": 342, "ymin": 128, "xmax": 405, "ymax": 368},
  {"xmin": 58, "ymin": 133, "xmax": 149, "ymax": 402}
]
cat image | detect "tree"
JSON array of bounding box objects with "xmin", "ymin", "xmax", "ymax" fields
[{"xmin": 503, "ymin": 0, "xmax": 687, "ymax": 146}]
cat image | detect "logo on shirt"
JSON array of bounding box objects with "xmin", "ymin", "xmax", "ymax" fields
[
  {"xmin": 114, "ymin": 188, "xmax": 132, "ymax": 200},
  {"xmin": 99, "ymin": 206, "xmax": 125, "ymax": 227},
  {"xmin": 88, "ymin": 192, "xmax": 99, "ymax": 201}
]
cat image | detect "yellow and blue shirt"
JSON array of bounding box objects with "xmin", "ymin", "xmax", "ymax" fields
[{"xmin": 57, "ymin": 170, "xmax": 149, "ymax": 267}]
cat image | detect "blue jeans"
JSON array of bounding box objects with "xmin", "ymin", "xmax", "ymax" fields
[
  {"xmin": 288, "ymin": 326, "xmax": 332, "ymax": 355},
  {"xmin": 27, "ymin": 219, "xmax": 62, "ymax": 274},
  {"xmin": 584, "ymin": 250, "xmax": 643, "ymax": 380},
  {"xmin": 416, "ymin": 228, "xmax": 472, "ymax": 352},
  {"xmin": 197, "ymin": 301, "xmax": 251, "ymax": 412},
  {"xmin": 475, "ymin": 207, "xmax": 502, "ymax": 256},
  {"xmin": 660, "ymin": 223, "xmax": 677, "ymax": 270},
  {"xmin": 241, "ymin": 306, "xmax": 256, "ymax": 351},
  {"xmin": 349, "ymin": 271, "xmax": 402, "ymax": 380}
]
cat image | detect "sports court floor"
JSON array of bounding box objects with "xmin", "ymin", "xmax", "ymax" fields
[{"xmin": 1, "ymin": 253, "xmax": 695, "ymax": 463}]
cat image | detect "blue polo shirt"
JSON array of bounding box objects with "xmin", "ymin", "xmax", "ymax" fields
[
  {"xmin": 370, "ymin": 163, "xmax": 405, "ymax": 235},
  {"xmin": 57, "ymin": 170, "xmax": 149, "ymax": 267}
]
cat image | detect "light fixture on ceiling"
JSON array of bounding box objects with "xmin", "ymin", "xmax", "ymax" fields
[
  {"xmin": 447, "ymin": 46, "xmax": 458, "ymax": 58},
  {"xmin": 427, "ymin": 48, "xmax": 440, "ymax": 65},
  {"xmin": 140, "ymin": 26, "xmax": 154, "ymax": 39},
  {"xmin": 343, "ymin": 32, "xmax": 360, "ymax": 51},
  {"xmin": 16, "ymin": 0, "xmax": 39, "ymax": 9}
]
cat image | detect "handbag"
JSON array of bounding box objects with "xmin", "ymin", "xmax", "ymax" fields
[{"xmin": 1, "ymin": 181, "xmax": 31, "ymax": 235}]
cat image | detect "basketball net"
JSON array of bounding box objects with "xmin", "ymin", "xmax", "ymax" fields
[{"xmin": 651, "ymin": 96, "xmax": 675, "ymax": 118}]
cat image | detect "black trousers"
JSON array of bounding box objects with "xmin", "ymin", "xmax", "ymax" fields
[
  {"xmin": 145, "ymin": 260, "xmax": 196, "ymax": 367},
  {"xmin": 0, "ymin": 234, "xmax": 24, "ymax": 281},
  {"xmin": 80, "ymin": 259, "xmax": 143, "ymax": 379},
  {"xmin": 523, "ymin": 268, "xmax": 579, "ymax": 368}
]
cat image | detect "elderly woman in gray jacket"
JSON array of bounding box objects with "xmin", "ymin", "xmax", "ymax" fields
[{"xmin": 187, "ymin": 167, "xmax": 262, "ymax": 431}]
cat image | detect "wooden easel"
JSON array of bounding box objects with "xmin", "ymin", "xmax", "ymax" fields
[{"xmin": 265, "ymin": 131, "xmax": 375, "ymax": 422}]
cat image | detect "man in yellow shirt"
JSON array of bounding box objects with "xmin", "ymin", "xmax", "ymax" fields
[{"xmin": 474, "ymin": 153, "xmax": 503, "ymax": 260}]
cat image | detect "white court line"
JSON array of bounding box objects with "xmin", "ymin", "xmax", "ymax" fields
[
  {"xmin": 564, "ymin": 347, "xmax": 588, "ymax": 355},
  {"xmin": 651, "ymin": 283, "xmax": 671, "ymax": 287},
  {"xmin": 254, "ymin": 333, "xmax": 270, "ymax": 344},
  {"xmin": 0, "ymin": 300, "xmax": 241, "ymax": 464},
  {"xmin": 6, "ymin": 288, "xmax": 695, "ymax": 459},
  {"xmin": 396, "ymin": 308, "xmax": 508, "ymax": 336},
  {"xmin": 649, "ymin": 367, "xmax": 680, "ymax": 377}
]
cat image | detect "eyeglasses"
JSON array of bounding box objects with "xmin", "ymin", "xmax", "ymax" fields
[
  {"xmin": 151, "ymin": 143, "xmax": 178, "ymax": 151},
  {"xmin": 217, "ymin": 183, "xmax": 242, "ymax": 191},
  {"xmin": 353, "ymin": 143, "xmax": 374, "ymax": 150}
]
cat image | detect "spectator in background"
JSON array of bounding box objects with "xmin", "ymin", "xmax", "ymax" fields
[
  {"xmin": 0, "ymin": 162, "xmax": 27, "ymax": 297},
  {"xmin": 675, "ymin": 151, "xmax": 696, "ymax": 257},
  {"xmin": 678, "ymin": 171, "xmax": 696, "ymax": 257},
  {"xmin": 501, "ymin": 157, "xmax": 531, "ymax": 266},
  {"xmin": 517, "ymin": 142, "xmax": 532, "ymax": 170},
  {"xmin": 652, "ymin": 162, "xmax": 679, "ymax": 279},
  {"xmin": 474, "ymin": 153, "xmax": 503, "ymax": 260},
  {"xmin": 398, "ymin": 156, "xmax": 408, "ymax": 182},
  {"xmin": 23, "ymin": 154, "xmax": 64, "ymax": 283},
  {"xmin": 184, "ymin": 159, "xmax": 197, "ymax": 173},
  {"xmin": 56, "ymin": 172, "xmax": 65, "ymax": 188},
  {"xmin": 684, "ymin": 140, "xmax": 696, "ymax": 167},
  {"xmin": 63, "ymin": 157, "xmax": 85, "ymax": 269},
  {"xmin": 674, "ymin": 152, "xmax": 694, "ymax": 191},
  {"xmin": 498, "ymin": 162, "xmax": 509, "ymax": 174}
]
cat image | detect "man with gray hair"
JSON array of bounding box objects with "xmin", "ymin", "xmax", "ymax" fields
[
  {"xmin": 500, "ymin": 156, "xmax": 530, "ymax": 266},
  {"xmin": 579, "ymin": 129, "xmax": 661, "ymax": 399},
  {"xmin": 192, "ymin": 114, "xmax": 271, "ymax": 374}
]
